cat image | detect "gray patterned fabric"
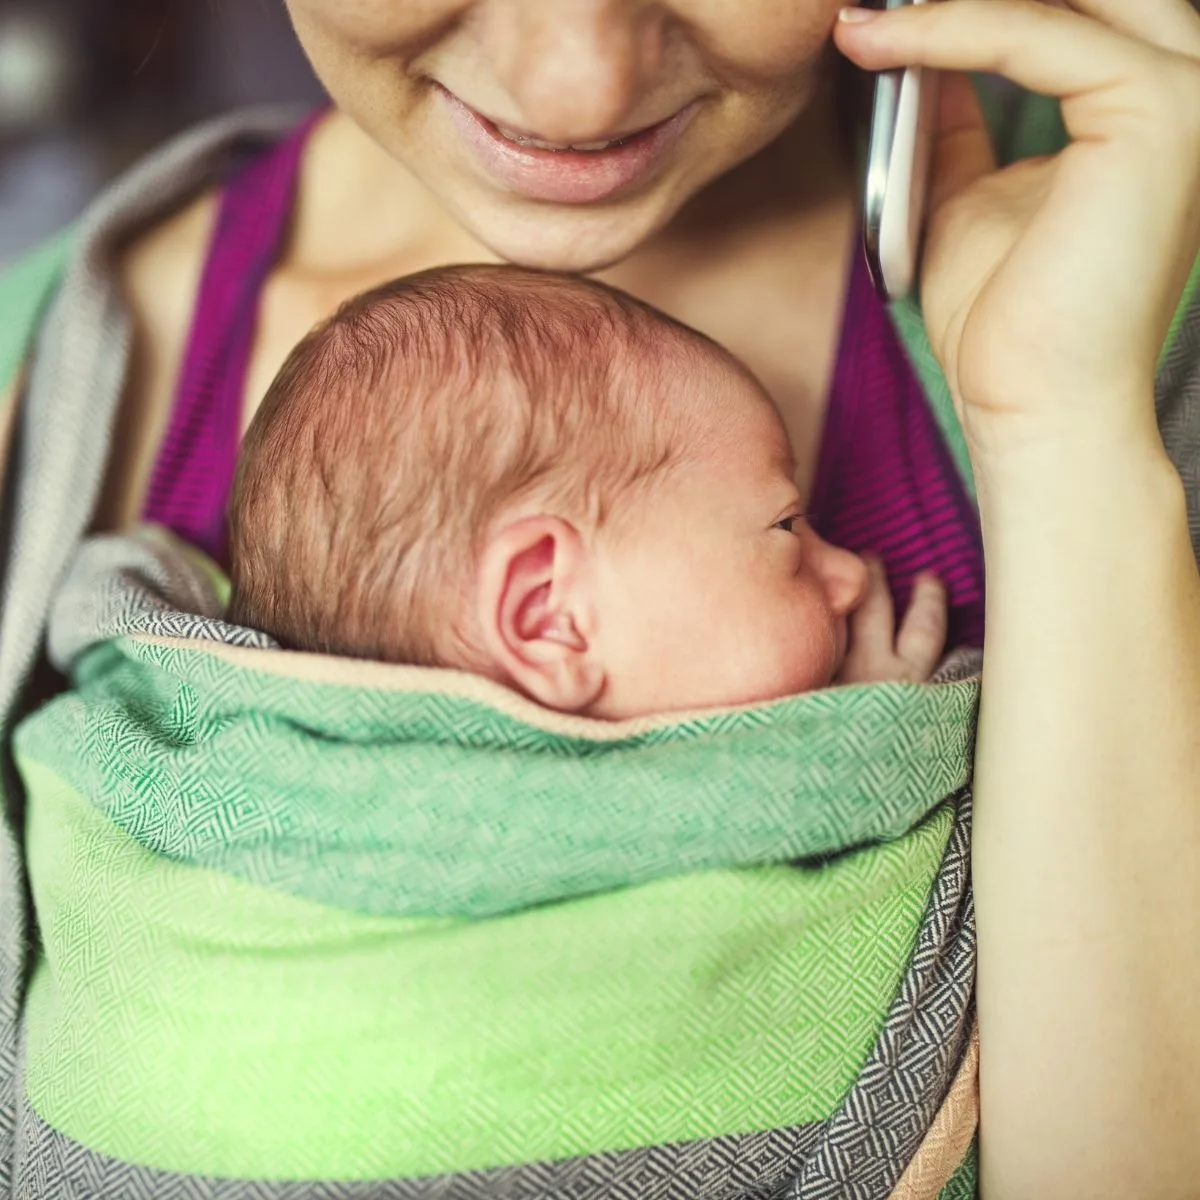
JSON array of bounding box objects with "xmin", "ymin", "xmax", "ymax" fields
[
  {"xmin": 1159, "ymin": 283, "xmax": 1200, "ymax": 561},
  {"xmin": 45, "ymin": 530, "xmax": 274, "ymax": 667}
]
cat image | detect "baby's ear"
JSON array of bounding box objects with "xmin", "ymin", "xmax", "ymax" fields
[{"xmin": 475, "ymin": 515, "xmax": 605, "ymax": 713}]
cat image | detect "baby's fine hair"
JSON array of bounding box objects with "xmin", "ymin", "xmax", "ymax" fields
[{"xmin": 227, "ymin": 264, "xmax": 725, "ymax": 666}]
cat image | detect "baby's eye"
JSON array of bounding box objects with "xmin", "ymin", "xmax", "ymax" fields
[{"xmin": 773, "ymin": 514, "xmax": 802, "ymax": 535}]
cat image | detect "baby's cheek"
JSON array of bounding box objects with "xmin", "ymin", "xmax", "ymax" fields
[{"xmin": 775, "ymin": 595, "xmax": 839, "ymax": 693}]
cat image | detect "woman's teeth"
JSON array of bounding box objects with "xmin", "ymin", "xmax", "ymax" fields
[{"xmin": 494, "ymin": 125, "xmax": 627, "ymax": 152}]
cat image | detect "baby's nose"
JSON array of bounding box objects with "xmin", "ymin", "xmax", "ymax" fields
[{"xmin": 816, "ymin": 539, "xmax": 870, "ymax": 617}]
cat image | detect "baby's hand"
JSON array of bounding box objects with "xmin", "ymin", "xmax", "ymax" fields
[{"xmin": 835, "ymin": 558, "xmax": 947, "ymax": 685}]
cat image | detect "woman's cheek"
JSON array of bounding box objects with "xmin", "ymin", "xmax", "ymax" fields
[
  {"xmin": 289, "ymin": 0, "xmax": 845, "ymax": 94},
  {"xmin": 676, "ymin": 0, "xmax": 845, "ymax": 83},
  {"xmin": 285, "ymin": 0, "xmax": 463, "ymax": 55}
]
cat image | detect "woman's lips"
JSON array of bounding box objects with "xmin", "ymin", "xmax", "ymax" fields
[{"xmin": 439, "ymin": 88, "xmax": 695, "ymax": 205}]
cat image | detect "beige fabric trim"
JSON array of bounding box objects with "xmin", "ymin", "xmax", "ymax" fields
[
  {"xmin": 0, "ymin": 371, "xmax": 23, "ymax": 507},
  {"xmin": 125, "ymin": 632, "xmax": 975, "ymax": 743},
  {"xmin": 124, "ymin": 633, "xmax": 974, "ymax": 744},
  {"xmin": 889, "ymin": 1022, "xmax": 980, "ymax": 1200},
  {"xmin": 125, "ymin": 633, "xmax": 821, "ymax": 739}
]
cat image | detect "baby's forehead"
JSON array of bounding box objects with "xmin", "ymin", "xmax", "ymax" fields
[{"xmin": 653, "ymin": 349, "xmax": 790, "ymax": 462}]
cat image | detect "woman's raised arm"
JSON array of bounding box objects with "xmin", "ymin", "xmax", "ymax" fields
[{"xmin": 837, "ymin": 2, "xmax": 1200, "ymax": 1195}]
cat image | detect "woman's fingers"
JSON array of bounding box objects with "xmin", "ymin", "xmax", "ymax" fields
[
  {"xmin": 836, "ymin": 0, "xmax": 1200, "ymax": 265},
  {"xmin": 836, "ymin": 0, "xmax": 1167, "ymax": 100},
  {"xmin": 1053, "ymin": 0, "xmax": 1200, "ymax": 57},
  {"xmin": 895, "ymin": 573, "xmax": 948, "ymax": 680},
  {"xmin": 927, "ymin": 70, "xmax": 996, "ymax": 217}
]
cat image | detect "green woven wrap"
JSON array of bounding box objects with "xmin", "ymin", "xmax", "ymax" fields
[
  {"xmin": 13, "ymin": 543, "xmax": 975, "ymax": 1181},
  {"xmin": 0, "ymin": 526, "xmax": 981, "ymax": 1194}
]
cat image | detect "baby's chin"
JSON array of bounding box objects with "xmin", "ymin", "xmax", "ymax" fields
[{"xmin": 590, "ymin": 627, "xmax": 852, "ymax": 719}]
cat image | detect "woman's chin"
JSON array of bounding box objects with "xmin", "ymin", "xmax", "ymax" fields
[{"xmin": 443, "ymin": 186, "xmax": 684, "ymax": 274}]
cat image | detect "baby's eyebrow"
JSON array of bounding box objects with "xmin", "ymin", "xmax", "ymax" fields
[
  {"xmin": 763, "ymin": 438, "xmax": 793, "ymax": 473},
  {"xmin": 769, "ymin": 484, "xmax": 804, "ymax": 513}
]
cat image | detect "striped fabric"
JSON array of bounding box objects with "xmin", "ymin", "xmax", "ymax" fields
[
  {"xmin": 138, "ymin": 114, "xmax": 986, "ymax": 648},
  {"xmin": 809, "ymin": 257, "xmax": 984, "ymax": 650},
  {"xmin": 140, "ymin": 111, "xmax": 324, "ymax": 563}
]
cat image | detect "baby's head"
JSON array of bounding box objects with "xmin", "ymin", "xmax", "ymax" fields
[{"xmin": 228, "ymin": 266, "xmax": 867, "ymax": 719}]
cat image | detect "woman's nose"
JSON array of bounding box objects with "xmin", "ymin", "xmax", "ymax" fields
[
  {"xmin": 812, "ymin": 536, "xmax": 870, "ymax": 617},
  {"xmin": 481, "ymin": 0, "xmax": 665, "ymax": 144}
]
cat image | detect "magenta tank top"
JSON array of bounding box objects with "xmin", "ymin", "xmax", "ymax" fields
[
  {"xmin": 141, "ymin": 112, "xmax": 324, "ymax": 563},
  {"xmin": 142, "ymin": 114, "xmax": 985, "ymax": 648}
]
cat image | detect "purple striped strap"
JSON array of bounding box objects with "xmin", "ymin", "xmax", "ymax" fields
[
  {"xmin": 808, "ymin": 248, "xmax": 984, "ymax": 647},
  {"xmin": 142, "ymin": 110, "xmax": 325, "ymax": 564}
]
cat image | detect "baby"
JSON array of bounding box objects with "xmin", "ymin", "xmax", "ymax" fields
[{"xmin": 228, "ymin": 266, "xmax": 947, "ymax": 719}]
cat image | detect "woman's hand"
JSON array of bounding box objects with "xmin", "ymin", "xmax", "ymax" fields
[
  {"xmin": 842, "ymin": 8, "xmax": 1200, "ymax": 1199},
  {"xmin": 835, "ymin": 0, "xmax": 1200, "ymax": 461}
]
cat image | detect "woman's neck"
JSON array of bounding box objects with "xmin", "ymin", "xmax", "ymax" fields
[{"xmin": 288, "ymin": 111, "xmax": 497, "ymax": 279}]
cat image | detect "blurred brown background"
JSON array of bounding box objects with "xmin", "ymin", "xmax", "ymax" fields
[{"xmin": 0, "ymin": 0, "xmax": 325, "ymax": 265}]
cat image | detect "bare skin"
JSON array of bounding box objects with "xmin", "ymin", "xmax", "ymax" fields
[{"xmin": 99, "ymin": 64, "xmax": 855, "ymax": 531}]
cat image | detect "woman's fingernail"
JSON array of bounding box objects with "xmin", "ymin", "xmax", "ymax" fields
[{"xmin": 838, "ymin": 6, "xmax": 880, "ymax": 23}]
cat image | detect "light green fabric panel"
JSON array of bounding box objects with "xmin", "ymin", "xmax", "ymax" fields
[{"xmin": 22, "ymin": 758, "xmax": 952, "ymax": 1180}]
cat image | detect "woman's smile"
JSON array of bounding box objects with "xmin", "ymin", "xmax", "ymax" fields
[{"xmin": 438, "ymin": 85, "xmax": 699, "ymax": 205}]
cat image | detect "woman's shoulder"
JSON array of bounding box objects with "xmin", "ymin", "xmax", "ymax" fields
[
  {"xmin": 7, "ymin": 108, "xmax": 306, "ymax": 343},
  {"xmin": 0, "ymin": 172, "xmax": 220, "ymax": 516},
  {"xmin": 117, "ymin": 107, "xmax": 309, "ymax": 343},
  {"xmin": 81, "ymin": 108, "xmax": 307, "ymax": 527}
]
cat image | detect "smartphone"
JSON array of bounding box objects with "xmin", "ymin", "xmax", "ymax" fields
[{"xmin": 862, "ymin": 0, "xmax": 939, "ymax": 302}]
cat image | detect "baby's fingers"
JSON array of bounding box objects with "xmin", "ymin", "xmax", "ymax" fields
[
  {"xmin": 847, "ymin": 556, "xmax": 896, "ymax": 659},
  {"xmin": 896, "ymin": 573, "xmax": 948, "ymax": 681},
  {"xmin": 837, "ymin": 557, "xmax": 897, "ymax": 683}
]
